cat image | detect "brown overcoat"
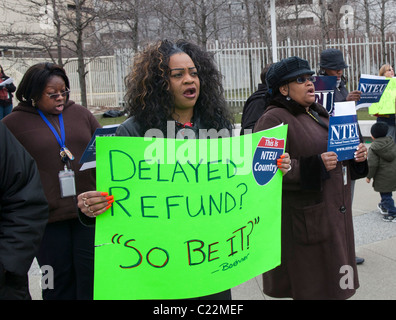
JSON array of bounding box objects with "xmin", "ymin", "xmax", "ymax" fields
[{"xmin": 254, "ymin": 95, "xmax": 367, "ymax": 300}]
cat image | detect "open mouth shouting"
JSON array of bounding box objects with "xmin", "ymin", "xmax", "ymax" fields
[
  {"xmin": 307, "ymin": 87, "xmax": 315, "ymax": 95},
  {"xmin": 55, "ymin": 104, "xmax": 65, "ymax": 113},
  {"xmin": 183, "ymin": 87, "xmax": 197, "ymax": 99},
  {"xmin": 305, "ymin": 86, "xmax": 316, "ymax": 103},
  {"xmin": 168, "ymin": 52, "xmax": 201, "ymax": 110}
]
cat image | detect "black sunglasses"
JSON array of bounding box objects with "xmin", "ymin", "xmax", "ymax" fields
[{"xmin": 293, "ymin": 76, "xmax": 316, "ymax": 84}]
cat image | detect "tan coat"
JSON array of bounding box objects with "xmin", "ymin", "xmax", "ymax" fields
[{"xmin": 254, "ymin": 95, "xmax": 367, "ymax": 299}]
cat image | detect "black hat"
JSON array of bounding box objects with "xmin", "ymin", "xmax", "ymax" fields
[
  {"xmin": 320, "ymin": 49, "xmax": 348, "ymax": 70},
  {"xmin": 266, "ymin": 56, "xmax": 314, "ymax": 91},
  {"xmin": 371, "ymin": 122, "xmax": 388, "ymax": 139}
]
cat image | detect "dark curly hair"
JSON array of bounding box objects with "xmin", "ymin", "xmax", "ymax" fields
[{"xmin": 124, "ymin": 39, "xmax": 234, "ymax": 135}]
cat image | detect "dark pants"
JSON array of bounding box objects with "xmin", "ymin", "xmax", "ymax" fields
[
  {"xmin": 380, "ymin": 192, "xmax": 396, "ymax": 215},
  {"xmin": 36, "ymin": 218, "xmax": 95, "ymax": 300},
  {"xmin": 0, "ymin": 104, "xmax": 12, "ymax": 120},
  {"xmin": 0, "ymin": 272, "xmax": 31, "ymax": 300}
]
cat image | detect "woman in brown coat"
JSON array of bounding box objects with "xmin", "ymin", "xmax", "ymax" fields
[{"xmin": 254, "ymin": 56, "xmax": 368, "ymax": 299}]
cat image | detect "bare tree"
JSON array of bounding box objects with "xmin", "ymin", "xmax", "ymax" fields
[
  {"xmin": 253, "ymin": 0, "xmax": 271, "ymax": 45},
  {"xmin": 362, "ymin": 0, "xmax": 373, "ymax": 37},
  {"xmin": 153, "ymin": 1, "xmax": 194, "ymax": 40},
  {"xmin": 376, "ymin": 0, "xmax": 395, "ymax": 63},
  {"xmin": 353, "ymin": 0, "xmax": 396, "ymax": 63},
  {"xmin": 66, "ymin": 1, "xmax": 93, "ymax": 107},
  {"xmin": 95, "ymin": 0, "xmax": 152, "ymax": 51},
  {"xmin": 0, "ymin": 0, "xmax": 67, "ymax": 65},
  {"xmin": 288, "ymin": 0, "xmax": 309, "ymax": 39},
  {"xmin": 327, "ymin": 0, "xmax": 350, "ymax": 39},
  {"xmin": 316, "ymin": 0, "xmax": 330, "ymax": 49},
  {"xmin": 0, "ymin": 0, "xmax": 116, "ymax": 107},
  {"xmin": 152, "ymin": 0, "xmax": 228, "ymax": 47}
]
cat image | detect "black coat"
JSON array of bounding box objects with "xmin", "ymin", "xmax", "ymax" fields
[
  {"xmin": 334, "ymin": 79, "xmax": 349, "ymax": 103},
  {"xmin": 240, "ymin": 84, "xmax": 268, "ymax": 135},
  {"xmin": 0, "ymin": 122, "xmax": 48, "ymax": 297}
]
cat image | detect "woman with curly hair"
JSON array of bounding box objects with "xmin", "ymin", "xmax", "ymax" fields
[
  {"xmin": 75, "ymin": 39, "xmax": 243, "ymax": 300},
  {"xmin": 119, "ymin": 39, "xmax": 234, "ymax": 136},
  {"xmin": 78, "ymin": 39, "xmax": 238, "ymax": 210}
]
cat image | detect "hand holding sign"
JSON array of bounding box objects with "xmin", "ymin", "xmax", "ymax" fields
[
  {"xmin": 321, "ymin": 152, "xmax": 338, "ymax": 171},
  {"xmin": 358, "ymin": 74, "xmax": 391, "ymax": 111},
  {"xmin": 346, "ymin": 90, "xmax": 362, "ymax": 102},
  {"xmin": 78, "ymin": 191, "xmax": 113, "ymax": 217},
  {"xmin": 353, "ymin": 143, "xmax": 368, "ymax": 163},
  {"xmin": 93, "ymin": 126, "xmax": 287, "ymax": 300},
  {"xmin": 327, "ymin": 102, "xmax": 361, "ymax": 161},
  {"xmin": 277, "ymin": 153, "xmax": 291, "ymax": 175}
]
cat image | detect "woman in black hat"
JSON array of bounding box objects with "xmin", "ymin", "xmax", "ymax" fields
[
  {"xmin": 318, "ymin": 48, "xmax": 361, "ymax": 103},
  {"xmin": 320, "ymin": 49, "xmax": 367, "ymax": 266},
  {"xmin": 254, "ymin": 56, "xmax": 368, "ymax": 300}
]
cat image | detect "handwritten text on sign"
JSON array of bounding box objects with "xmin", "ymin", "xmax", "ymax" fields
[{"xmin": 94, "ymin": 126, "xmax": 287, "ymax": 300}]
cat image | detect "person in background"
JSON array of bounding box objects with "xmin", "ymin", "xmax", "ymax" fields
[
  {"xmin": 0, "ymin": 65, "xmax": 16, "ymax": 120},
  {"xmin": 75, "ymin": 39, "xmax": 291, "ymax": 300},
  {"xmin": 318, "ymin": 48, "xmax": 361, "ymax": 103},
  {"xmin": 254, "ymin": 56, "xmax": 368, "ymax": 299},
  {"xmin": 366, "ymin": 122, "xmax": 396, "ymax": 222},
  {"xmin": 2, "ymin": 63, "xmax": 101, "ymax": 300},
  {"xmin": 240, "ymin": 64, "xmax": 271, "ymax": 135},
  {"xmin": 375, "ymin": 64, "xmax": 395, "ymax": 143},
  {"xmin": 0, "ymin": 121, "xmax": 48, "ymax": 300},
  {"xmin": 319, "ymin": 48, "xmax": 367, "ymax": 265}
]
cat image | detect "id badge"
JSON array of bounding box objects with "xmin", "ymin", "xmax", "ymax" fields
[
  {"xmin": 59, "ymin": 166, "xmax": 76, "ymax": 198},
  {"xmin": 342, "ymin": 165, "xmax": 347, "ymax": 186}
]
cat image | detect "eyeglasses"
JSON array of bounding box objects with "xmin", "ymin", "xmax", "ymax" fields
[
  {"xmin": 294, "ymin": 76, "xmax": 316, "ymax": 84},
  {"xmin": 46, "ymin": 90, "xmax": 70, "ymax": 99}
]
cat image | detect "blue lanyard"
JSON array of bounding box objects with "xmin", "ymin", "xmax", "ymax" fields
[{"xmin": 37, "ymin": 110, "xmax": 66, "ymax": 148}]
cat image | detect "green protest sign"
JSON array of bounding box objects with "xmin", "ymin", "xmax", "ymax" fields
[
  {"xmin": 369, "ymin": 77, "xmax": 396, "ymax": 115},
  {"xmin": 94, "ymin": 125, "xmax": 287, "ymax": 300}
]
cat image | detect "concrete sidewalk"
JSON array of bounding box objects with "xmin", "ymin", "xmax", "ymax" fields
[{"xmin": 28, "ymin": 151, "xmax": 396, "ymax": 300}]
